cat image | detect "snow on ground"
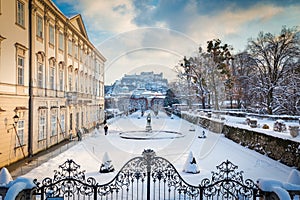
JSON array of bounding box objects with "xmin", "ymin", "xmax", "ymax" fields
[
  {"xmin": 223, "ymin": 114, "xmax": 300, "ymax": 142},
  {"xmin": 24, "ymin": 111, "xmax": 298, "ymax": 186}
]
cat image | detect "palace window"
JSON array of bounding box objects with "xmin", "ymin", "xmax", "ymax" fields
[
  {"xmin": 49, "ymin": 62, "xmax": 55, "ymax": 90},
  {"xmin": 16, "ymin": 120, "xmax": 25, "ymax": 147},
  {"xmin": 51, "ymin": 112, "xmax": 57, "ymax": 136},
  {"xmin": 36, "ymin": 15, "xmax": 43, "ymax": 38},
  {"xmin": 80, "ymin": 72, "xmax": 84, "ymax": 92},
  {"xmin": 16, "ymin": 0, "xmax": 25, "ymax": 27},
  {"xmin": 68, "ymin": 39, "xmax": 72, "ymax": 56},
  {"xmin": 74, "ymin": 44, "xmax": 78, "ymax": 59},
  {"xmin": 37, "ymin": 62, "xmax": 43, "ymax": 88},
  {"xmin": 49, "ymin": 25, "xmax": 55, "ymax": 45},
  {"xmin": 80, "ymin": 48, "xmax": 83, "ymax": 62},
  {"xmin": 17, "ymin": 56, "xmax": 24, "ymax": 85},
  {"xmin": 68, "ymin": 68, "xmax": 72, "ymax": 91},
  {"xmin": 59, "ymin": 32, "xmax": 64, "ymax": 50},
  {"xmin": 38, "ymin": 114, "xmax": 46, "ymax": 140},
  {"xmin": 60, "ymin": 113, "xmax": 65, "ymax": 134},
  {"xmin": 75, "ymin": 71, "xmax": 78, "ymax": 91},
  {"xmin": 59, "ymin": 68, "xmax": 64, "ymax": 91}
]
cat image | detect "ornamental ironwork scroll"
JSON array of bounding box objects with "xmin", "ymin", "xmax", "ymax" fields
[
  {"xmin": 34, "ymin": 149, "xmax": 260, "ymax": 200},
  {"xmin": 200, "ymin": 160, "xmax": 259, "ymax": 199}
]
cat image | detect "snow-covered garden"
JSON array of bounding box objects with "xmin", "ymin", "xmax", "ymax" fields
[{"xmin": 1, "ymin": 110, "xmax": 300, "ymax": 199}]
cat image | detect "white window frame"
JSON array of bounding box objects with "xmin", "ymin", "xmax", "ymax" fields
[
  {"xmin": 68, "ymin": 70, "xmax": 72, "ymax": 91},
  {"xmin": 16, "ymin": 0, "xmax": 25, "ymax": 27},
  {"xmin": 74, "ymin": 44, "xmax": 78, "ymax": 59},
  {"xmin": 75, "ymin": 72, "xmax": 78, "ymax": 91},
  {"xmin": 38, "ymin": 115, "xmax": 46, "ymax": 140},
  {"xmin": 16, "ymin": 120, "xmax": 25, "ymax": 147},
  {"xmin": 37, "ymin": 62, "xmax": 43, "ymax": 88},
  {"xmin": 36, "ymin": 15, "xmax": 43, "ymax": 38},
  {"xmin": 49, "ymin": 64, "xmax": 55, "ymax": 90},
  {"xmin": 49, "ymin": 24, "xmax": 55, "ymax": 45},
  {"xmin": 59, "ymin": 69, "xmax": 63, "ymax": 91},
  {"xmin": 51, "ymin": 113, "xmax": 57, "ymax": 136},
  {"xmin": 68, "ymin": 39, "xmax": 72, "ymax": 56},
  {"xmin": 17, "ymin": 56, "xmax": 24, "ymax": 85},
  {"xmin": 60, "ymin": 113, "xmax": 65, "ymax": 134},
  {"xmin": 59, "ymin": 32, "xmax": 64, "ymax": 50}
]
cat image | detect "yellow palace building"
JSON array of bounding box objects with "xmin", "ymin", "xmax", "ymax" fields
[{"xmin": 0, "ymin": 0, "xmax": 106, "ymax": 168}]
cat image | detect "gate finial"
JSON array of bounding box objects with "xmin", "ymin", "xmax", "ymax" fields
[{"xmin": 142, "ymin": 149, "xmax": 156, "ymax": 161}]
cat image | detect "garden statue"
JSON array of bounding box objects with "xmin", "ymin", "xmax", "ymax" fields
[{"xmin": 146, "ymin": 113, "xmax": 152, "ymax": 132}]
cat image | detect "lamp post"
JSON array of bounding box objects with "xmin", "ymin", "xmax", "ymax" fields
[
  {"xmin": 13, "ymin": 114, "xmax": 19, "ymax": 124},
  {"xmin": 11, "ymin": 114, "xmax": 26, "ymax": 158}
]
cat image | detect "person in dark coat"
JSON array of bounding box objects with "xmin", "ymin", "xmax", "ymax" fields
[
  {"xmin": 104, "ymin": 124, "xmax": 108, "ymax": 135},
  {"xmin": 76, "ymin": 128, "xmax": 82, "ymax": 141}
]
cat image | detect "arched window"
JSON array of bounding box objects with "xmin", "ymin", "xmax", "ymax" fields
[
  {"xmin": 85, "ymin": 73, "xmax": 88, "ymax": 93},
  {"xmin": 58, "ymin": 62, "xmax": 64, "ymax": 91},
  {"xmin": 75, "ymin": 69, "xmax": 79, "ymax": 91},
  {"xmin": 36, "ymin": 52, "xmax": 45, "ymax": 88},
  {"xmin": 49, "ymin": 58, "xmax": 56, "ymax": 90},
  {"xmin": 68, "ymin": 66, "xmax": 73, "ymax": 92},
  {"xmin": 80, "ymin": 71, "xmax": 84, "ymax": 92}
]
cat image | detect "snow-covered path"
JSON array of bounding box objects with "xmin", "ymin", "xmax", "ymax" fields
[{"xmin": 24, "ymin": 111, "xmax": 296, "ymax": 185}]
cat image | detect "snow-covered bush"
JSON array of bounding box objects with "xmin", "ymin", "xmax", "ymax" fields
[
  {"xmin": 273, "ymin": 120, "xmax": 287, "ymax": 132},
  {"xmin": 99, "ymin": 152, "xmax": 115, "ymax": 173},
  {"xmin": 0, "ymin": 167, "xmax": 13, "ymax": 185},
  {"xmin": 183, "ymin": 151, "xmax": 200, "ymax": 174}
]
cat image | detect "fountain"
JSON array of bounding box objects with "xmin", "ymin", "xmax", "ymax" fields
[
  {"xmin": 145, "ymin": 113, "xmax": 152, "ymax": 132},
  {"xmin": 119, "ymin": 112, "xmax": 184, "ymax": 140}
]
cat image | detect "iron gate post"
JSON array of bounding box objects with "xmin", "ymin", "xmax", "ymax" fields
[
  {"xmin": 200, "ymin": 187, "xmax": 203, "ymax": 200},
  {"xmin": 94, "ymin": 186, "xmax": 97, "ymax": 200},
  {"xmin": 146, "ymin": 169, "xmax": 151, "ymax": 200},
  {"xmin": 143, "ymin": 149, "xmax": 155, "ymax": 200}
]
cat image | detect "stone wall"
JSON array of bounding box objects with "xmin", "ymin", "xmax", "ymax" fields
[
  {"xmin": 223, "ymin": 125, "xmax": 300, "ymax": 170},
  {"xmin": 181, "ymin": 112, "xmax": 224, "ymax": 133},
  {"xmin": 181, "ymin": 112, "xmax": 300, "ymax": 170}
]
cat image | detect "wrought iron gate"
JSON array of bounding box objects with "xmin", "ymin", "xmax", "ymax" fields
[{"xmin": 33, "ymin": 149, "xmax": 260, "ymax": 200}]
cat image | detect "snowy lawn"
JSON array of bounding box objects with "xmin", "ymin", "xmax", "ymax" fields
[{"xmin": 23, "ymin": 111, "xmax": 298, "ymax": 186}]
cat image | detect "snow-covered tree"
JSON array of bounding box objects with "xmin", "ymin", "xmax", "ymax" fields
[
  {"xmin": 247, "ymin": 26, "xmax": 300, "ymax": 115},
  {"xmin": 174, "ymin": 40, "xmax": 233, "ymax": 110},
  {"xmin": 206, "ymin": 39, "xmax": 234, "ymax": 110},
  {"xmin": 231, "ymin": 52, "xmax": 256, "ymax": 109}
]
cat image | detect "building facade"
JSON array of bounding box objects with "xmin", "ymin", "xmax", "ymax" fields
[{"xmin": 0, "ymin": 0, "xmax": 106, "ymax": 168}]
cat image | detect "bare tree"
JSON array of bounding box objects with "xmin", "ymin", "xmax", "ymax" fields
[
  {"xmin": 247, "ymin": 26, "xmax": 300, "ymax": 114},
  {"xmin": 231, "ymin": 52, "xmax": 256, "ymax": 109}
]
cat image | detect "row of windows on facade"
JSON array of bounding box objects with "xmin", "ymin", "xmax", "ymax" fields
[
  {"xmin": 15, "ymin": 108, "xmax": 101, "ymax": 148},
  {"xmin": 17, "ymin": 0, "xmax": 97, "ymax": 64},
  {"xmin": 17, "ymin": 55, "xmax": 104, "ymax": 96},
  {"xmin": 12, "ymin": 111, "xmax": 65, "ymax": 148},
  {"xmin": 16, "ymin": 0, "xmax": 103, "ymax": 91}
]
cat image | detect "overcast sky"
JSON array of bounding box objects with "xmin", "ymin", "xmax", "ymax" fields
[{"xmin": 52, "ymin": 0, "xmax": 300, "ymax": 85}]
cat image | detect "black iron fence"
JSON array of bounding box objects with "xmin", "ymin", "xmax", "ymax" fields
[{"xmin": 33, "ymin": 149, "xmax": 261, "ymax": 200}]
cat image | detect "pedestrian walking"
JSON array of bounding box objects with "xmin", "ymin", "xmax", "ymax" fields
[
  {"xmin": 104, "ymin": 124, "xmax": 108, "ymax": 135},
  {"xmin": 76, "ymin": 128, "xmax": 82, "ymax": 141}
]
